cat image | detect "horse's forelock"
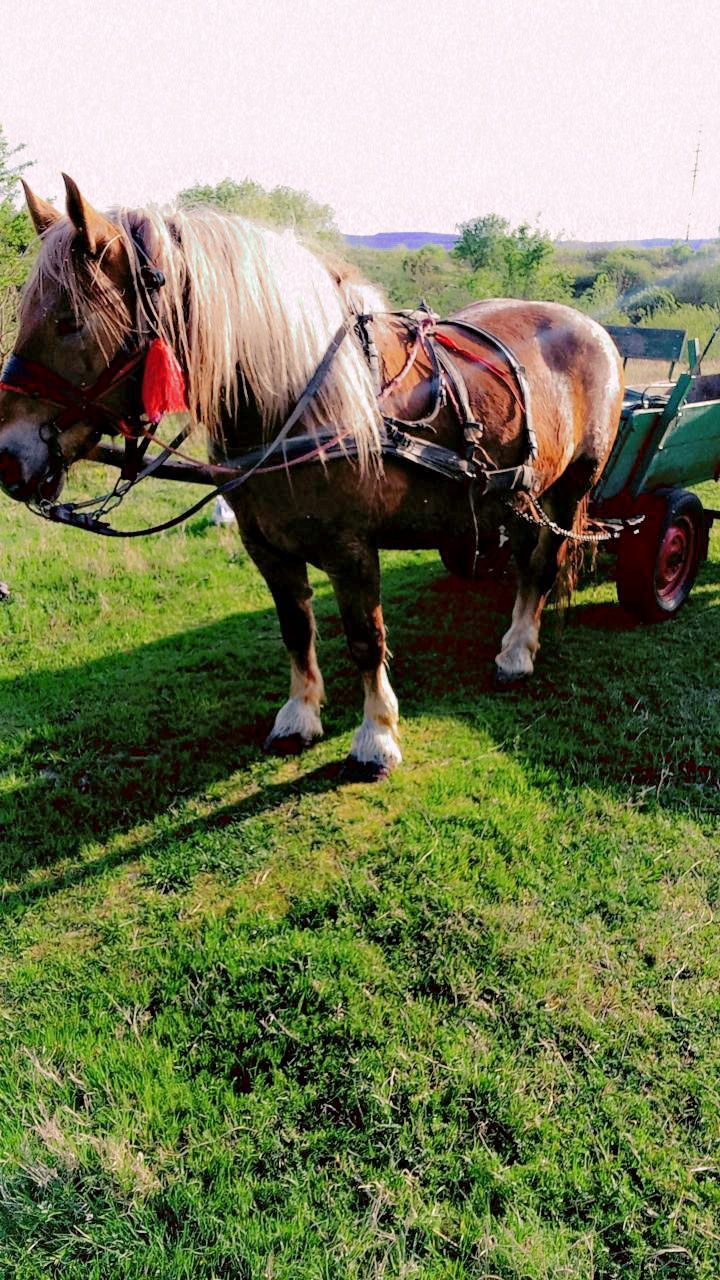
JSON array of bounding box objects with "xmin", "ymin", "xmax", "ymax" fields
[{"xmin": 23, "ymin": 216, "xmax": 135, "ymax": 358}]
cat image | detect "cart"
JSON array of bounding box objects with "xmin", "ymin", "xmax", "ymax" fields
[
  {"xmin": 439, "ymin": 323, "xmax": 720, "ymax": 620},
  {"xmin": 591, "ymin": 324, "xmax": 720, "ymax": 620}
]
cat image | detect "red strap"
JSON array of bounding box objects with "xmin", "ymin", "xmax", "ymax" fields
[
  {"xmin": 0, "ymin": 349, "xmax": 146, "ymax": 435},
  {"xmin": 1, "ymin": 350, "xmax": 143, "ymax": 407},
  {"xmin": 433, "ymin": 331, "xmax": 524, "ymax": 411}
]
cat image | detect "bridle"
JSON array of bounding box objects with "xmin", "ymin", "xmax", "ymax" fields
[
  {"xmin": 0, "ymin": 345, "xmax": 147, "ymax": 461},
  {"xmin": 0, "ymin": 243, "xmax": 177, "ymax": 500}
]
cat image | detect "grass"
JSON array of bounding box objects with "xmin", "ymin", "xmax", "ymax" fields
[{"xmin": 0, "ymin": 464, "xmax": 719, "ymax": 1279}]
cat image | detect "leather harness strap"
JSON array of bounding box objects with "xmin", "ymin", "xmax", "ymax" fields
[
  {"xmin": 0, "ymin": 293, "xmax": 541, "ymax": 537},
  {"xmin": 438, "ymin": 317, "xmax": 538, "ymax": 461},
  {"xmin": 356, "ymin": 308, "xmax": 540, "ymax": 492}
]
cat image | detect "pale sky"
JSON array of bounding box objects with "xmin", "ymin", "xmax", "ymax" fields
[{"xmin": 2, "ymin": 0, "xmax": 719, "ymax": 241}]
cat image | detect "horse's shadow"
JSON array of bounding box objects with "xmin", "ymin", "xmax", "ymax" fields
[{"xmin": 1, "ymin": 552, "xmax": 718, "ymax": 915}]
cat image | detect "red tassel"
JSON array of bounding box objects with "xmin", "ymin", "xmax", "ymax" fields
[{"xmin": 141, "ymin": 338, "xmax": 188, "ymax": 424}]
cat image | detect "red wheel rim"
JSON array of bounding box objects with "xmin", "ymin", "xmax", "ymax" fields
[{"xmin": 655, "ymin": 516, "xmax": 696, "ymax": 606}]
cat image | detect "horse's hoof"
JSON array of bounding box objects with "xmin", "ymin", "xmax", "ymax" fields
[
  {"xmin": 493, "ymin": 665, "xmax": 530, "ymax": 690},
  {"xmin": 341, "ymin": 755, "xmax": 392, "ymax": 783},
  {"xmin": 263, "ymin": 732, "xmax": 315, "ymax": 757}
]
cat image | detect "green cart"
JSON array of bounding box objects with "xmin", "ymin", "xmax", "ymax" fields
[{"xmin": 592, "ymin": 325, "xmax": 720, "ymax": 620}]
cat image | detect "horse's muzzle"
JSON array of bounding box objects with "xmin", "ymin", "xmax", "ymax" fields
[{"xmin": 0, "ymin": 447, "xmax": 64, "ymax": 503}]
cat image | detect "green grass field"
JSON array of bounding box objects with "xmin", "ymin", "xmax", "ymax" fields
[{"xmin": 0, "ymin": 467, "xmax": 719, "ymax": 1279}]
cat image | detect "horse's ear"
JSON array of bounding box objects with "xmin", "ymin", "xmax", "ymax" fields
[
  {"xmin": 22, "ymin": 180, "xmax": 61, "ymax": 237},
  {"xmin": 62, "ymin": 173, "xmax": 119, "ymax": 257}
]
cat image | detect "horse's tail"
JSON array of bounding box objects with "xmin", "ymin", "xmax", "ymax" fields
[{"xmin": 554, "ymin": 494, "xmax": 591, "ymax": 608}]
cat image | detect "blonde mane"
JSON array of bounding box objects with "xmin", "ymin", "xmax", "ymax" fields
[{"xmin": 23, "ymin": 207, "xmax": 383, "ymax": 472}]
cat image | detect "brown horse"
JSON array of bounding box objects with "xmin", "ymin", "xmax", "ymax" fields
[{"xmin": 0, "ymin": 178, "xmax": 623, "ymax": 777}]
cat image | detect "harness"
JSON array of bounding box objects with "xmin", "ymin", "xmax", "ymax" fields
[
  {"xmin": 360, "ymin": 306, "xmax": 540, "ymax": 498},
  {"xmin": 0, "ymin": 272, "xmax": 607, "ymax": 541}
]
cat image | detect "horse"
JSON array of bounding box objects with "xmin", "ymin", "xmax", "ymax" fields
[{"xmin": 0, "ymin": 177, "xmax": 623, "ymax": 779}]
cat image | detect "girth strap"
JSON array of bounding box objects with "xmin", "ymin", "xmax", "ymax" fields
[{"xmin": 381, "ymin": 423, "xmax": 537, "ymax": 494}]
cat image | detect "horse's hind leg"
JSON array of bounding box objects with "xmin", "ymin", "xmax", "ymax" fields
[
  {"xmin": 495, "ymin": 520, "xmax": 561, "ymax": 682},
  {"xmin": 242, "ymin": 532, "xmax": 324, "ymax": 753},
  {"xmin": 495, "ymin": 461, "xmax": 593, "ymax": 683},
  {"xmin": 326, "ymin": 545, "xmax": 401, "ymax": 780}
]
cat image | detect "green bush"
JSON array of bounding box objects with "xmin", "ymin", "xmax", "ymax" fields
[
  {"xmin": 639, "ymin": 303, "xmax": 720, "ymax": 365},
  {"xmin": 624, "ymin": 286, "xmax": 678, "ymax": 324}
]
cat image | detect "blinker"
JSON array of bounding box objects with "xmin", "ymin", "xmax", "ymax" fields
[{"xmin": 140, "ymin": 265, "xmax": 165, "ymax": 292}]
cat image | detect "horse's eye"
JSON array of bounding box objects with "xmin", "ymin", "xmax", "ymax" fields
[{"xmin": 57, "ymin": 317, "xmax": 83, "ymax": 336}]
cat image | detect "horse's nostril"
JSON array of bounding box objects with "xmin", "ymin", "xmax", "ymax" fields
[{"xmin": 0, "ymin": 450, "xmax": 23, "ymax": 492}]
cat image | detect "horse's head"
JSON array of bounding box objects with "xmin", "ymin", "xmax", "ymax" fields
[{"xmin": 0, "ymin": 176, "xmax": 137, "ymax": 503}]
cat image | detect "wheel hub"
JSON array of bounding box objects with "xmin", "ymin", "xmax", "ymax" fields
[{"xmin": 655, "ymin": 516, "xmax": 696, "ymax": 604}]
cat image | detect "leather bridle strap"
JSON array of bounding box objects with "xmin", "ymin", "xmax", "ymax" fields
[
  {"xmin": 0, "ymin": 349, "xmax": 146, "ymax": 439},
  {"xmin": 29, "ymin": 321, "xmax": 352, "ymax": 538}
]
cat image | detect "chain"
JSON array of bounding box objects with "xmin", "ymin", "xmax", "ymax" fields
[{"xmin": 508, "ymin": 493, "xmax": 640, "ymax": 544}]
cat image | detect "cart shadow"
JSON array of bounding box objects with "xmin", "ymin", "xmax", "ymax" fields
[{"xmin": 1, "ymin": 553, "xmax": 718, "ymax": 912}]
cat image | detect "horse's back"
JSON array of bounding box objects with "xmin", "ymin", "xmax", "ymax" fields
[
  {"xmin": 451, "ymin": 298, "xmax": 624, "ymax": 471},
  {"xmin": 452, "ymin": 299, "xmax": 619, "ymax": 377}
]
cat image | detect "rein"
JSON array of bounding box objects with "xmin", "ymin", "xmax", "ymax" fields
[
  {"xmin": 2, "ymin": 285, "xmax": 615, "ymax": 540},
  {"xmin": 1, "ymin": 321, "xmax": 353, "ymax": 537}
]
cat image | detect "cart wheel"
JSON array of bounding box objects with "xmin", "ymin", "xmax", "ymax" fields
[
  {"xmin": 615, "ymin": 488, "xmax": 705, "ymax": 622},
  {"xmin": 439, "ymin": 534, "xmax": 512, "ymax": 580}
]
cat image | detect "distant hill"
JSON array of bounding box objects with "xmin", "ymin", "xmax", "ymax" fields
[
  {"xmin": 559, "ymin": 238, "xmax": 712, "ymax": 251},
  {"xmin": 345, "ymin": 232, "xmax": 458, "ymax": 251},
  {"xmin": 344, "ymin": 231, "xmax": 715, "ymax": 252}
]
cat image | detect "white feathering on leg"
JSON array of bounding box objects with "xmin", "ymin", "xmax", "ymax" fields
[
  {"xmin": 266, "ymin": 658, "xmax": 324, "ymax": 745},
  {"xmin": 350, "ymin": 666, "xmax": 402, "ymax": 770}
]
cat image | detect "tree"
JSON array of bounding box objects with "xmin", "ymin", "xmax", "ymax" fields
[
  {"xmin": 500, "ymin": 222, "xmax": 554, "ymax": 297},
  {"xmin": 575, "ymin": 272, "xmax": 623, "ymax": 322},
  {"xmin": 176, "ymin": 177, "xmax": 340, "ymax": 243},
  {"xmin": 598, "ymin": 248, "xmax": 654, "ymax": 296},
  {"xmin": 453, "ymin": 214, "xmax": 509, "ymax": 272},
  {"xmin": 454, "ymin": 214, "xmax": 557, "ymax": 299},
  {"xmin": 624, "ymin": 286, "xmax": 678, "ymax": 324},
  {"xmin": 669, "ymin": 240, "xmax": 694, "ymax": 266},
  {"xmin": 0, "ymin": 125, "xmax": 31, "ymax": 204},
  {"xmin": 401, "ymin": 244, "xmax": 446, "ymax": 296},
  {"xmin": 0, "ymin": 125, "xmax": 34, "ymax": 357},
  {"xmin": 0, "ymin": 125, "xmax": 33, "ymax": 286}
]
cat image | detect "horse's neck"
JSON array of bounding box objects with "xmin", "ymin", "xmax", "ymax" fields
[{"xmin": 212, "ymin": 378, "xmax": 264, "ymax": 455}]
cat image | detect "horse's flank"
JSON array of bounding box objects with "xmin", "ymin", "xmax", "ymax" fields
[{"xmin": 21, "ymin": 207, "xmax": 383, "ymax": 474}]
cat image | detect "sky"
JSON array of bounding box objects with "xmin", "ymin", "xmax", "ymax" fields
[{"xmin": 2, "ymin": 0, "xmax": 719, "ymax": 241}]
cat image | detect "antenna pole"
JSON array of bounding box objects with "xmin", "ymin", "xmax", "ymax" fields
[{"xmin": 686, "ymin": 128, "xmax": 702, "ymax": 242}]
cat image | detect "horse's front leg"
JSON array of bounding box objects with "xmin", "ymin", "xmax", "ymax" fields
[
  {"xmin": 327, "ymin": 545, "xmax": 401, "ymax": 780},
  {"xmin": 242, "ymin": 533, "xmax": 324, "ymax": 753}
]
